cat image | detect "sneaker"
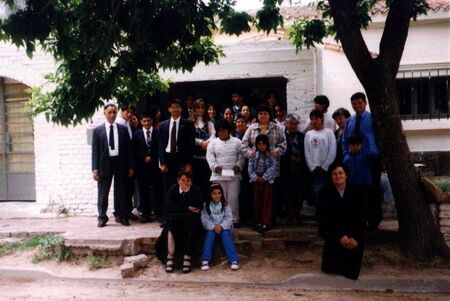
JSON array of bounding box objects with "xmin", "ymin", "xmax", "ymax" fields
[
  {"xmin": 200, "ymin": 260, "xmax": 210, "ymax": 271},
  {"xmin": 230, "ymin": 261, "xmax": 239, "ymax": 270}
]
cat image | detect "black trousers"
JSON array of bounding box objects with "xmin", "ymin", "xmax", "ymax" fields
[
  {"xmin": 135, "ymin": 177, "xmax": 154, "ymax": 218},
  {"xmin": 162, "ymin": 153, "xmax": 184, "ymax": 220},
  {"xmin": 97, "ymin": 157, "xmax": 127, "ymax": 222}
]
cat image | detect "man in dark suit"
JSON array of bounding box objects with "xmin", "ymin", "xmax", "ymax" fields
[
  {"xmin": 92, "ymin": 103, "xmax": 134, "ymax": 227},
  {"xmin": 133, "ymin": 112, "xmax": 159, "ymax": 223},
  {"xmin": 158, "ymin": 98, "xmax": 195, "ymax": 219}
]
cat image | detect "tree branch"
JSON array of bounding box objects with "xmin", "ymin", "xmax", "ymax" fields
[
  {"xmin": 328, "ymin": 0, "xmax": 374, "ymax": 85},
  {"xmin": 378, "ymin": 0, "xmax": 414, "ymax": 78}
]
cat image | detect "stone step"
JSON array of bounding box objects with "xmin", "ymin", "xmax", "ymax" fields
[{"xmin": 64, "ymin": 237, "xmax": 157, "ymax": 256}]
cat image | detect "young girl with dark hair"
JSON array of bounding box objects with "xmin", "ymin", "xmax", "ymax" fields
[{"xmin": 200, "ymin": 183, "xmax": 240, "ymax": 271}]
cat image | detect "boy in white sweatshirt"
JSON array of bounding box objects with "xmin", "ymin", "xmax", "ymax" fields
[{"xmin": 304, "ymin": 109, "xmax": 337, "ymax": 206}]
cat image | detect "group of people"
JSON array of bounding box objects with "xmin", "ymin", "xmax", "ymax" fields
[{"xmin": 91, "ymin": 90, "xmax": 383, "ymax": 279}]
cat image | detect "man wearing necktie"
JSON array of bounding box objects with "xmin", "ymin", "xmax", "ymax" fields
[
  {"xmin": 342, "ymin": 92, "xmax": 382, "ymax": 230},
  {"xmin": 92, "ymin": 103, "xmax": 134, "ymax": 227},
  {"xmin": 132, "ymin": 112, "xmax": 159, "ymax": 223},
  {"xmin": 158, "ymin": 99, "xmax": 195, "ymax": 226}
]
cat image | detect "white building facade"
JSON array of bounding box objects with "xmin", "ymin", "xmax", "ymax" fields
[{"xmin": 0, "ymin": 2, "xmax": 448, "ymax": 215}]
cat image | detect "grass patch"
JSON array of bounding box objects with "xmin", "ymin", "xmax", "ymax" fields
[
  {"xmin": 31, "ymin": 234, "xmax": 70, "ymax": 263},
  {"xmin": 86, "ymin": 255, "xmax": 110, "ymax": 270},
  {"xmin": 0, "ymin": 235, "xmax": 43, "ymax": 257}
]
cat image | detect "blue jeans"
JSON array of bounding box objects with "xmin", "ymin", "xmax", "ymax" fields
[{"xmin": 201, "ymin": 230, "xmax": 239, "ymax": 263}]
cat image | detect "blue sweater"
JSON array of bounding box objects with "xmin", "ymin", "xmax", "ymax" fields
[{"xmin": 343, "ymin": 149, "xmax": 373, "ymax": 186}]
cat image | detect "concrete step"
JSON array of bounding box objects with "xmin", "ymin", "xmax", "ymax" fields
[{"xmin": 64, "ymin": 237, "xmax": 157, "ymax": 256}]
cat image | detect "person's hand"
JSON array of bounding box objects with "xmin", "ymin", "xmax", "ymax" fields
[
  {"xmin": 144, "ymin": 156, "xmax": 151, "ymax": 163},
  {"xmin": 128, "ymin": 168, "xmax": 134, "ymax": 177},
  {"xmin": 248, "ymin": 150, "xmax": 256, "ymax": 158},
  {"xmin": 188, "ymin": 206, "xmax": 200, "ymax": 214},
  {"xmin": 233, "ymin": 166, "xmax": 240, "ymax": 173},
  {"xmin": 269, "ymin": 149, "xmax": 278, "ymax": 158},
  {"xmin": 160, "ymin": 164, "xmax": 168, "ymax": 173},
  {"xmin": 213, "ymin": 224, "xmax": 223, "ymax": 234},
  {"xmin": 347, "ymin": 238, "xmax": 358, "ymax": 249},
  {"xmin": 92, "ymin": 171, "xmax": 100, "ymax": 181},
  {"xmin": 215, "ymin": 166, "xmax": 223, "ymax": 174},
  {"xmin": 339, "ymin": 235, "xmax": 350, "ymax": 248},
  {"xmin": 200, "ymin": 140, "xmax": 209, "ymax": 150},
  {"xmin": 256, "ymin": 176, "xmax": 266, "ymax": 184}
]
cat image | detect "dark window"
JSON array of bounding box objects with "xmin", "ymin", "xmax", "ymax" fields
[{"xmin": 396, "ymin": 76, "xmax": 449, "ymax": 119}]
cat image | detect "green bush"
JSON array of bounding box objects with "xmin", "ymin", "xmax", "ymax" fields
[
  {"xmin": 86, "ymin": 255, "xmax": 110, "ymax": 270},
  {"xmin": 32, "ymin": 234, "xmax": 70, "ymax": 263}
]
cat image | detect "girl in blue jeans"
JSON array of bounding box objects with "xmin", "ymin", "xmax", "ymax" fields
[{"xmin": 200, "ymin": 183, "xmax": 239, "ymax": 270}]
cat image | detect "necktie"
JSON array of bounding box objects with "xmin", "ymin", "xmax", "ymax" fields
[
  {"xmin": 146, "ymin": 130, "xmax": 151, "ymax": 149},
  {"xmin": 109, "ymin": 125, "xmax": 115, "ymax": 150},
  {"xmin": 170, "ymin": 121, "xmax": 177, "ymax": 154},
  {"xmin": 353, "ymin": 114, "xmax": 362, "ymax": 136}
]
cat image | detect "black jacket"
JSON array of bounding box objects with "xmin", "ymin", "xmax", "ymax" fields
[
  {"xmin": 158, "ymin": 118, "xmax": 195, "ymax": 166},
  {"xmin": 132, "ymin": 127, "xmax": 159, "ymax": 178},
  {"xmin": 91, "ymin": 123, "xmax": 133, "ymax": 176}
]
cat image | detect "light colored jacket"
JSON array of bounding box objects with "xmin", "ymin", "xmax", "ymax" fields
[
  {"xmin": 206, "ymin": 136, "xmax": 245, "ymax": 181},
  {"xmin": 201, "ymin": 202, "xmax": 233, "ymax": 231}
]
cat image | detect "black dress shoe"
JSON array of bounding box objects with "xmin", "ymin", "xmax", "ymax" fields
[
  {"xmin": 98, "ymin": 220, "xmax": 107, "ymax": 228},
  {"xmin": 115, "ymin": 216, "xmax": 121, "ymax": 223},
  {"xmin": 121, "ymin": 219, "xmax": 130, "ymax": 226},
  {"xmin": 128, "ymin": 214, "xmax": 139, "ymax": 221}
]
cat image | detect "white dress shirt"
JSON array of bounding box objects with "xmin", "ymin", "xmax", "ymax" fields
[
  {"xmin": 104, "ymin": 121, "xmax": 119, "ymax": 157},
  {"xmin": 165, "ymin": 117, "xmax": 180, "ymax": 153}
]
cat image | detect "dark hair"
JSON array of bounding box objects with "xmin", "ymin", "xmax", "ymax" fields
[
  {"xmin": 104, "ymin": 103, "xmax": 117, "ymax": 110},
  {"xmin": 351, "ymin": 92, "xmax": 367, "ymax": 103},
  {"xmin": 140, "ymin": 111, "xmax": 153, "ymax": 120},
  {"xmin": 214, "ymin": 119, "xmax": 232, "ymax": 133},
  {"xmin": 235, "ymin": 114, "xmax": 246, "ymax": 122},
  {"xmin": 313, "ymin": 95, "xmax": 330, "ymax": 109},
  {"xmin": 255, "ymin": 134, "xmax": 270, "ymax": 149},
  {"xmin": 168, "ymin": 98, "xmax": 182, "ymax": 107},
  {"xmin": 177, "ymin": 166, "xmax": 193, "ymax": 180},
  {"xmin": 348, "ymin": 134, "xmax": 364, "ymax": 145},
  {"xmin": 332, "ymin": 107, "xmax": 351, "ymax": 120},
  {"xmin": 328, "ymin": 162, "xmax": 349, "ymax": 182},
  {"xmin": 256, "ymin": 104, "xmax": 272, "ymax": 120},
  {"xmin": 205, "ymin": 183, "xmax": 228, "ymax": 216},
  {"xmin": 231, "ymin": 89, "xmax": 243, "ymax": 97},
  {"xmin": 309, "ymin": 109, "xmax": 324, "ymax": 120}
]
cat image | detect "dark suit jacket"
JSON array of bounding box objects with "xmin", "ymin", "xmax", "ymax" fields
[
  {"xmin": 158, "ymin": 118, "xmax": 195, "ymax": 166},
  {"xmin": 132, "ymin": 127, "xmax": 159, "ymax": 178},
  {"xmin": 91, "ymin": 123, "xmax": 133, "ymax": 176}
]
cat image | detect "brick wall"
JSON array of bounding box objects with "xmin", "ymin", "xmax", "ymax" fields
[{"xmin": 438, "ymin": 203, "xmax": 450, "ymax": 247}]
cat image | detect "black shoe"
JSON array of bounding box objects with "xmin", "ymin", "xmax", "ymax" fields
[
  {"xmin": 128, "ymin": 214, "xmax": 139, "ymax": 221},
  {"xmin": 98, "ymin": 220, "xmax": 107, "ymax": 228},
  {"xmin": 115, "ymin": 216, "xmax": 121, "ymax": 223},
  {"xmin": 121, "ymin": 219, "xmax": 130, "ymax": 226},
  {"xmin": 233, "ymin": 222, "xmax": 242, "ymax": 229},
  {"xmin": 140, "ymin": 217, "xmax": 151, "ymax": 223}
]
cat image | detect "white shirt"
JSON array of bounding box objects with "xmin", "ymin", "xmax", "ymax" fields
[
  {"xmin": 304, "ymin": 128, "xmax": 336, "ymax": 172},
  {"xmin": 165, "ymin": 117, "xmax": 181, "ymax": 153},
  {"xmin": 104, "ymin": 122, "xmax": 119, "ymax": 157},
  {"xmin": 143, "ymin": 126, "xmax": 153, "ymax": 145},
  {"xmin": 116, "ymin": 116, "xmax": 132, "ymax": 139}
]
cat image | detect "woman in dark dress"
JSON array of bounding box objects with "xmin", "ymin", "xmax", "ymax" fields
[
  {"xmin": 317, "ymin": 162, "xmax": 367, "ymax": 280},
  {"xmin": 156, "ymin": 167, "xmax": 203, "ymax": 273}
]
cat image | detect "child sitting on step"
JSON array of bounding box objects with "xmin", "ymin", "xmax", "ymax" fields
[{"xmin": 200, "ymin": 183, "xmax": 240, "ymax": 271}]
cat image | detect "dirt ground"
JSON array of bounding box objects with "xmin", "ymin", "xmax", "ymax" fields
[{"xmin": 0, "ymin": 276, "xmax": 449, "ymax": 301}]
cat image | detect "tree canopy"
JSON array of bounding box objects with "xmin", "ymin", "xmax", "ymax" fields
[{"xmin": 0, "ymin": 0, "xmax": 430, "ymax": 125}]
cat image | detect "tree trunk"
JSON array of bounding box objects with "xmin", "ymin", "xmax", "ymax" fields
[{"xmin": 362, "ymin": 68, "xmax": 450, "ymax": 261}]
